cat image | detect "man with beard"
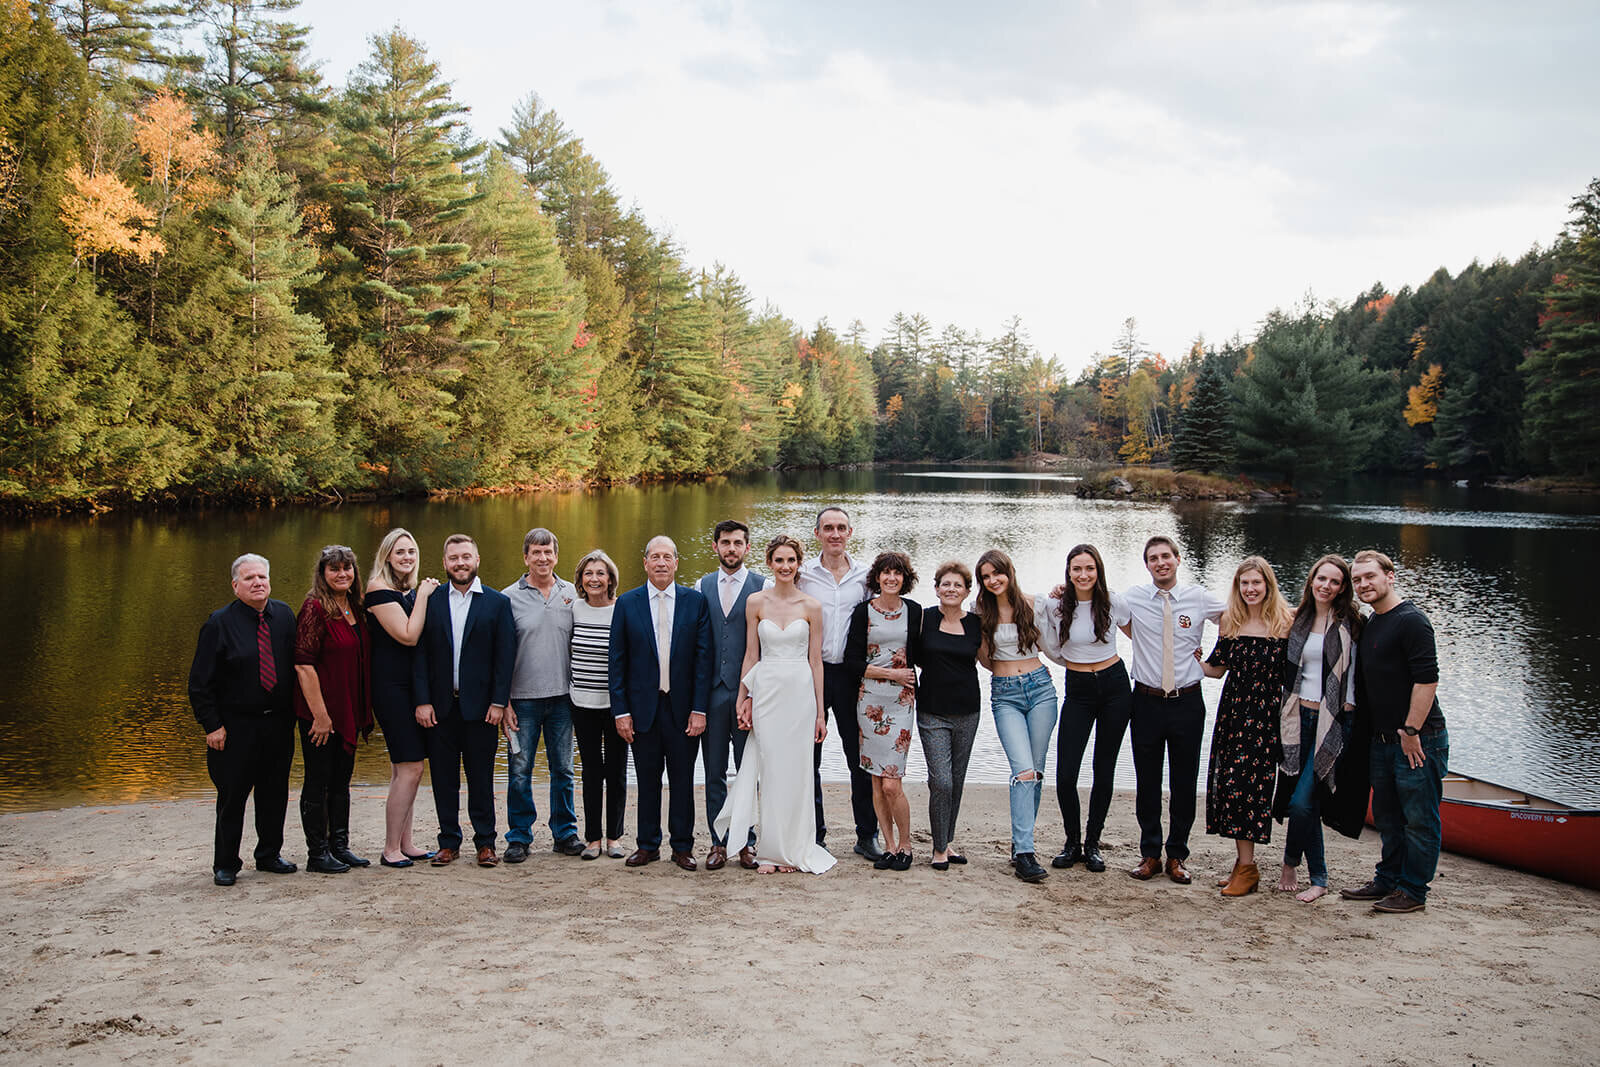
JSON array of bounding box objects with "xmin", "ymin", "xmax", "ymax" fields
[
  {"xmin": 698, "ymin": 520, "xmax": 765, "ymax": 869},
  {"xmin": 413, "ymin": 534, "xmax": 517, "ymax": 868}
]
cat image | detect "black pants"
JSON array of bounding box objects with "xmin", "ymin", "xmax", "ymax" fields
[
  {"xmin": 631, "ymin": 693, "xmax": 698, "ymax": 854},
  {"xmin": 299, "ymin": 720, "xmax": 357, "ymax": 853},
  {"xmin": 207, "ymin": 710, "xmax": 295, "ymax": 872},
  {"xmin": 703, "ymin": 683, "xmax": 753, "ymax": 847},
  {"xmin": 1130, "ymin": 687, "xmax": 1205, "ymax": 861},
  {"xmin": 1056, "ymin": 660, "xmax": 1133, "ymax": 847},
  {"xmin": 814, "ymin": 662, "xmax": 878, "ymax": 846},
  {"xmin": 573, "ymin": 706, "xmax": 627, "ymax": 842},
  {"xmin": 425, "ymin": 700, "xmax": 501, "ymax": 851}
]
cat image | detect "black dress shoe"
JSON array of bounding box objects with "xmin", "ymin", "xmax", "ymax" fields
[
  {"xmin": 1013, "ymin": 852, "xmax": 1048, "ymax": 883},
  {"xmin": 213, "ymin": 868, "xmax": 237, "ymax": 886},
  {"xmin": 853, "ymin": 837, "xmax": 886, "ymax": 863},
  {"xmin": 930, "ymin": 859, "xmax": 949, "ymax": 872},
  {"xmin": 402, "ymin": 849, "xmax": 437, "ymax": 861},
  {"xmin": 307, "ymin": 851, "xmax": 351, "ymax": 874},
  {"xmin": 330, "ymin": 848, "xmax": 369, "ymax": 868},
  {"xmin": 947, "ymin": 853, "xmax": 967, "ymax": 865},
  {"xmin": 255, "ymin": 856, "xmax": 298, "ymax": 874},
  {"xmin": 379, "ymin": 854, "xmax": 414, "ymax": 869},
  {"xmin": 1052, "ymin": 842, "xmax": 1082, "ymax": 869},
  {"xmin": 1083, "ymin": 842, "xmax": 1106, "ymax": 873},
  {"xmin": 503, "ymin": 843, "xmax": 530, "ymax": 864}
]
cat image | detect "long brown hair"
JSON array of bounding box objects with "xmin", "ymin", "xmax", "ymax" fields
[
  {"xmin": 1059, "ymin": 543, "xmax": 1112, "ymax": 645},
  {"xmin": 1219, "ymin": 555, "xmax": 1292, "ymax": 638},
  {"xmin": 975, "ymin": 549, "xmax": 1039, "ymax": 657},
  {"xmin": 1291, "ymin": 553, "xmax": 1361, "ymax": 637},
  {"xmin": 309, "ymin": 544, "xmax": 364, "ymax": 623}
]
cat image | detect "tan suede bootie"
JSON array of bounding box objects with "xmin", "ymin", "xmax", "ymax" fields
[{"xmin": 1221, "ymin": 861, "xmax": 1260, "ymax": 897}]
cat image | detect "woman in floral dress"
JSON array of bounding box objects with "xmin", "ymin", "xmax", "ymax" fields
[
  {"xmin": 845, "ymin": 551, "xmax": 921, "ymax": 871},
  {"xmin": 1197, "ymin": 555, "xmax": 1293, "ymax": 897}
]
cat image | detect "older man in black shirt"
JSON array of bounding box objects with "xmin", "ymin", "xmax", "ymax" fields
[
  {"xmin": 1342, "ymin": 549, "xmax": 1449, "ymax": 914},
  {"xmin": 188, "ymin": 553, "xmax": 299, "ymax": 886}
]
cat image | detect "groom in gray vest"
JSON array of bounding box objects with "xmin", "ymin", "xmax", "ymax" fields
[{"xmin": 699, "ymin": 520, "xmax": 765, "ymax": 870}]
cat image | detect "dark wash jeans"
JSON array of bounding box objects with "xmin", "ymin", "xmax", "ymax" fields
[{"xmin": 1369, "ymin": 727, "xmax": 1449, "ymax": 902}]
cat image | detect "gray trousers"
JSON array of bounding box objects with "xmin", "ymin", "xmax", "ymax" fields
[{"xmin": 917, "ymin": 709, "xmax": 979, "ymax": 853}]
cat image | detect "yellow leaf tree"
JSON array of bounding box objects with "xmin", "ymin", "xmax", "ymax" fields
[
  {"xmin": 58, "ymin": 165, "xmax": 165, "ymax": 264},
  {"xmin": 1404, "ymin": 363, "xmax": 1443, "ymax": 427}
]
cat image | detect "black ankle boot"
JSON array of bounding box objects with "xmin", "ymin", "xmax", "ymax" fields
[
  {"xmin": 1083, "ymin": 841, "xmax": 1106, "ymax": 873},
  {"xmin": 301, "ymin": 791, "xmax": 346, "ymax": 873},
  {"xmin": 329, "ymin": 831, "xmax": 370, "ymax": 869},
  {"xmin": 1052, "ymin": 841, "xmax": 1082, "ymax": 869},
  {"xmin": 307, "ymin": 849, "xmax": 350, "ymax": 873}
]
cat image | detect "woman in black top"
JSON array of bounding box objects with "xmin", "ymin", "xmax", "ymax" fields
[{"xmin": 915, "ymin": 560, "xmax": 983, "ymax": 871}]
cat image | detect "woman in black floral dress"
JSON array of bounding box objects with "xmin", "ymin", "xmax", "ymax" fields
[{"xmin": 1198, "ymin": 555, "xmax": 1292, "ymax": 897}]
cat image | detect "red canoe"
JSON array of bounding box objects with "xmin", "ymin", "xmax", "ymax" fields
[{"xmin": 1369, "ymin": 773, "xmax": 1600, "ymax": 890}]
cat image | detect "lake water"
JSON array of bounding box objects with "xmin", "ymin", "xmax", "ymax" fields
[{"xmin": 2, "ymin": 468, "xmax": 1597, "ymax": 813}]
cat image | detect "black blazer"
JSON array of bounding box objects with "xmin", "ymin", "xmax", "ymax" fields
[
  {"xmin": 843, "ymin": 596, "xmax": 922, "ymax": 691},
  {"xmin": 608, "ymin": 583, "xmax": 713, "ymax": 734},
  {"xmin": 411, "ymin": 584, "xmax": 516, "ymax": 722}
]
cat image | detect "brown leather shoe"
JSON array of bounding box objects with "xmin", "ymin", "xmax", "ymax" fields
[
  {"xmin": 672, "ymin": 850, "xmax": 698, "ymax": 872},
  {"xmin": 1165, "ymin": 857, "xmax": 1192, "ymax": 885},
  {"xmin": 1129, "ymin": 856, "xmax": 1162, "ymax": 880},
  {"xmin": 476, "ymin": 846, "xmax": 498, "ymax": 867},
  {"xmin": 1220, "ymin": 861, "xmax": 1259, "ymax": 896},
  {"xmin": 705, "ymin": 845, "xmax": 727, "ymax": 871},
  {"xmin": 430, "ymin": 847, "xmax": 458, "ymax": 867},
  {"xmin": 625, "ymin": 848, "xmax": 659, "ymax": 867},
  {"xmin": 737, "ymin": 846, "xmax": 758, "ymax": 870},
  {"xmin": 1216, "ymin": 861, "xmax": 1239, "ymax": 888}
]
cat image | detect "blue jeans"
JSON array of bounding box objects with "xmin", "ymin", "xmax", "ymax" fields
[
  {"xmin": 990, "ymin": 667, "xmax": 1058, "ymax": 855},
  {"xmin": 1283, "ymin": 706, "xmax": 1326, "ymax": 886},
  {"xmin": 1369, "ymin": 727, "xmax": 1449, "ymax": 903},
  {"xmin": 507, "ymin": 696, "xmax": 577, "ymax": 846}
]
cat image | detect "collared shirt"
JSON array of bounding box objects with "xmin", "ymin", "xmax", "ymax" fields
[
  {"xmin": 717, "ymin": 566, "xmax": 748, "ymax": 617},
  {"xmin": 1123, "ymin": 581, "xmax": 1225, "ymax": 690},
  {"xmin": 798, "ymin": 553, "xmax": 870, "ymax": 664},
  {"xmin": 187, "ymin": 597, "xmax": 296, "ymax": 732},
  {"xmin": 448, "ymin": 578, "xmax": 482, "ymax": 689},
  {"xmin": 504, "ymin": 574, "xmax": 579, "ymax": 700}
]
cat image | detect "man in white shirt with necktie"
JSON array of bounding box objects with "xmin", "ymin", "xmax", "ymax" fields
[{"xmin": 1121, "ymin": 535, "xmax": 1224, "ymax": 885}]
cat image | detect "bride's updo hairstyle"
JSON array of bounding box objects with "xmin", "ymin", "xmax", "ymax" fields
[{"xmin": 765, "ymin": 534, "xmax": 805, "ymax": 565}]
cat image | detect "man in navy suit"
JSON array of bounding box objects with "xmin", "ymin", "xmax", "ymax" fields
[
  {"xmin": 413, "ymin": 534, "xmax": 517, "ymax": 868},
  {"xmin": 610, "ymin": 535, "xmax": 713, "ymax": 871},
  {"xmin": 698, "ymin": 520, "xmax": 765, "ymax": 870}
]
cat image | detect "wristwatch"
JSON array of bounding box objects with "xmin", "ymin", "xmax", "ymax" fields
[{"xmin": 1399, "ymin": 724, "xmax": 1420, "ymax": 736}]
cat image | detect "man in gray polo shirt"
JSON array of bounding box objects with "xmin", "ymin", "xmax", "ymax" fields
[{"xmin": 502, "ymin": 527, "xmax": 583, "ymax": 862}]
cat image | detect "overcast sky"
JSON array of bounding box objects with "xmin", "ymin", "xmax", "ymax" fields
[{"xmin": 291, "ymin": 0, "xmax": 1600, "ymax": 373}]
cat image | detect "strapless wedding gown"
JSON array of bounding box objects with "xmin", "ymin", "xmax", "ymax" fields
[{"xmin": 714, "ymin": 619, "xmax": 836, "ymax": 874}]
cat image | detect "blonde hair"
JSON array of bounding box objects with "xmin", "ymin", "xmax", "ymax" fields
[
  {"xmin": 1220, "ymin": 555, "xmax": 1293, "ymax": 638},
  {"xmin": 573, "ymin": 549, "xmax": 619, "ymax": 602},
  {"xmin": 368, "ymin": 528, "xmax": 420, "ymax": 592}
]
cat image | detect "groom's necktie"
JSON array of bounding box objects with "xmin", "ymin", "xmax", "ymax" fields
[{"xmin": 655, "ymin": 590, "xmax": 672, "ymax": 693}]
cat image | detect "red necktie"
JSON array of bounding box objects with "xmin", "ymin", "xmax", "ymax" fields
[{"xmin": 258, "ymin": 611, "xmax": 277, "ymax": 692}]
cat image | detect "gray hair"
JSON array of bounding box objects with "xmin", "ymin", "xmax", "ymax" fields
[
  {"xmin": 523, "ymin": 527, "xmax": 558, "ymax": 554},
  {"xmin": 644, "ymin": 535, "xmax": 678, "ymax": 558},
  {"xmin": 231, "ymin": 553, "xmax": 270, "ymax": 581}
]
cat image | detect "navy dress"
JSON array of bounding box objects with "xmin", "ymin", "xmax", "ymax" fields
[{"xmin": 367, "ymin": 588, "xmax": 427, "ymax": 763}]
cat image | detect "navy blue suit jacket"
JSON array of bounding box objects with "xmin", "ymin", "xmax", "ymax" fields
[
  {"xmin": 608, "ymin": 582, "xmax": 712, "ymax": 734},
  {"xmin": 412, "ymin": 584, "xmax": 516, "ymax": 722}
]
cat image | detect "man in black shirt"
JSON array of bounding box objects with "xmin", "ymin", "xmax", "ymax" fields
[
  {"xmin": 187, "ymin": 553, "xmax": 299, "ymax": 886},
  {"xmin": 1341, "ymin": 549, "xmax": 1449, "ymax": 914}
]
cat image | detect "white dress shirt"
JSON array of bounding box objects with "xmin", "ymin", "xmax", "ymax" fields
[
  {"xmin": 717, "ymin": 566, "xmax": 747, "ymax": 617},
  {"xmin": 447, "ymin": 577, "xmax": 483, "ymax": 690},
  {"xmin": 797, "ymin": 553, "xmax": 870, "ymax": 664},
  {"xmin": 1123, "ymin": 581, "xmax": 1225, "ymax": 690}
]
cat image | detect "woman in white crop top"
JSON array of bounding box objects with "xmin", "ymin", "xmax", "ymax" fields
[
  {"xmin": 1275, "ymin": 554, "xmax": 1360, "ymax": 903},
  {"xmin": 1037, "ymin": 544, "xmax": 1131, "ymax": 874},
  {"xmin": 974, "ymin": 549, "xmax": 1057, "ymax": 885}
]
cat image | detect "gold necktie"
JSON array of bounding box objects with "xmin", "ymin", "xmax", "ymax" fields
[{"xmin": 1159, "ymin": 589, "xmax": 1176, "ymax": 693}]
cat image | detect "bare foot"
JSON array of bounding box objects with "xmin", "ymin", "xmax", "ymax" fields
[
  {"xmin": 1277, "ymin": 864, "xmax": 1300, "ymax": 893},
  {"xmin": 1296, "ymin": 885, "xmax": 1328, "ymax": 903},
  {"xmin": 777, "ymin": 865, "xmax": 797, "ymax": 873},
  {"xmin": 757, "ymin": 864, "xmax": 777, "ymax": 874}
]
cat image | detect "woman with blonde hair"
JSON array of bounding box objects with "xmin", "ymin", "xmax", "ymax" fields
[
  {"xmin": 570, "ymin": 548, "xmax": 626, "ymax": 859},
  {"xmin": 365, "ymin": 528, "xmax": 439, "ymax": 867},
  {"xmin": 1197, "ymin": 555, "xmax": 1292, "ymax": 896}
]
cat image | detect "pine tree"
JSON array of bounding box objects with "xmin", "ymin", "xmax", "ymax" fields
[
  {"xmin": 187, "ymin": 0, "xmax": 325, "ymax": 155},
  {"xmin": 1522, "ymin": 179, "xmax": 1600, "ymax": 476},
  {"xmin": 1233, "ymin": 310, "xmax": 1387, "ymax": 484},
  {"xmin": 1170, "ymin": 353, "xmax": 1234, "ymax": 472}
]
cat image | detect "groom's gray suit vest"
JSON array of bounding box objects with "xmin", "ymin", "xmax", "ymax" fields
[{"xmin": 698, "ymin": 570, "xmax": 766, "ymax": 693}]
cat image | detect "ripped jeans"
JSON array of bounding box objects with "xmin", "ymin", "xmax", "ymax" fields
[{"xmin": 990, "ymin": 667, "xmax": 1059, "ymax": 856}]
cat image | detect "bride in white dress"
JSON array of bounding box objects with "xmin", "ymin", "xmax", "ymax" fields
[{"xmin": 714, "ymin": 535, "xmax": 836, "ymax": 875}]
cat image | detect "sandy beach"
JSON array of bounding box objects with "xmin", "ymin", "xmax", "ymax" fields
[{"xmin": 2, "ymin": 783, "xmax": 1596, "ymax": 1065}]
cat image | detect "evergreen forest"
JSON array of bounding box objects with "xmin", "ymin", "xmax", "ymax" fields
[{"xmin": 3, "ymin": 1, "xmax": 1597, "ymax": 511}]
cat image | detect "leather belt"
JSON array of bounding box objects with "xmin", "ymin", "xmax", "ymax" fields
[{"xmin": 1133, "ymin": 682, "xmax": 1200, "ymax": 700}]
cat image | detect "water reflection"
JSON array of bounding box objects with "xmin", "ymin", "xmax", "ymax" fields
[{"xmin": 1, "ymin": 470, "xmax": 1596, "ymax": 811}]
